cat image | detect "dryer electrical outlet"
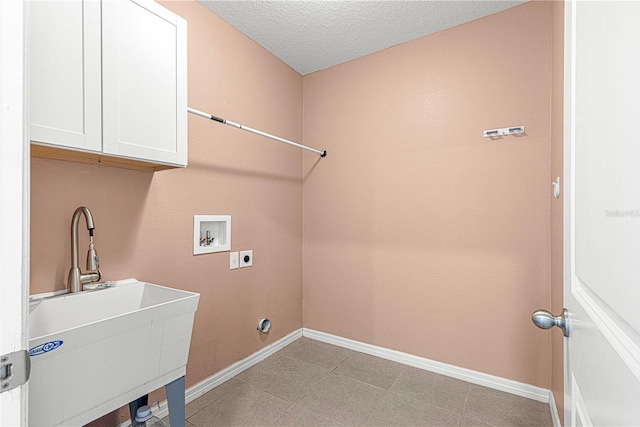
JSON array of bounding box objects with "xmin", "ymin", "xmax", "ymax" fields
[{"xmin": 240, "ymin": 250, "xmax": 253, "ymax": 268}]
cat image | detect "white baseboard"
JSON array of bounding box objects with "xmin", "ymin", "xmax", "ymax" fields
[
  {"xmin": 182, "ymin": 328, "xmax": 302, "ymax": 406},
  {"xmin": 119, "ymin": 328, "xmax": 303, "ymax": 426},
  {"xmin": 121, "ymin": 326, "xmax": 555, "ymax": 426},
  {"xmin": 302, "ymin": 328, "xmax": 552, "ymax": 404},
  {"xmin": 549, "ymin": 390, "xmax": 562, "ymax": 427}
]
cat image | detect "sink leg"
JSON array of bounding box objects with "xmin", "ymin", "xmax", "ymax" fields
[
  {"xmin": 165, "ymin": 376, "xmax": 186, "ymax": 427},
  {"xmin": 129, "ymin": 394, "xmax": 148, "ymax": 424}
]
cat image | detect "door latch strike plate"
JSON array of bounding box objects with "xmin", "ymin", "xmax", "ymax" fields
[{"xmin": 0, "ymin": 350, "xmax": 30, "ymax": 393}]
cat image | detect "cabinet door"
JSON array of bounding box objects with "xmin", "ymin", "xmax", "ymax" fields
[
  {"xmin": 29, "ymin": 0, "xmax": 102, "ymax": 151},
  {"xmin": 102, "ymin": 0, "xmax": 187, "ymax": 166}
]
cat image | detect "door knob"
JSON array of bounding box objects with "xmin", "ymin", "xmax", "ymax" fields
[{"xmin": 531, "ymin": 308, "xmax": 570, "ymax": 337}]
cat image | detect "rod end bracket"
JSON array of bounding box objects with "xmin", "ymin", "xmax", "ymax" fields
[{"xmin": 321, "ymin": 150, "xmax": 327, "ymax": 158}]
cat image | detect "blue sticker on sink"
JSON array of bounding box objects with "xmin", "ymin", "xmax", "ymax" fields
[{"xmin": 29, "ymin": 340, "xmax": 63, "ymax": 356}]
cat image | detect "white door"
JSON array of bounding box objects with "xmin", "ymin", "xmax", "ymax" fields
[
  {"xmin": 102, "ymin": 0, "xmax": 187, "ymax": 166},
  {"xmin": 564, "ymin": 0, "xmax": 640, "ymax": 425},
  {"xmin": 29, "ymin": 0, "xmax": 102, "ymax": 152},
  {"xmin": 0, "ymin": 0, "xmax": 29, "ymax": 425}
]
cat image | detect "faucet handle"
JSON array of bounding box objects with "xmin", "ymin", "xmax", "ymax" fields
[{"xmin": 87, "ymin": 245, "xmax": 99, "ymax": 271}]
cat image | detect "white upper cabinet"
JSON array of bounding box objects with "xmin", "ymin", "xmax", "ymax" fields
[
  {"xmin": 29, "ymin": 0, "xmax": 187, "ymax": 168},
  {"xmin": 29, "ymin": 0, "xmax": 102, "ymax": 152},
  {"xmin": 102, "ymin": 0, "xmax": 187, "ymax": 165}
]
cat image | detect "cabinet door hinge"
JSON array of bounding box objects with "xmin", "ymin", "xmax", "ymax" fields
[{"xmin": 0, "ymin": 350, "xmax": 31, "ymax": 393}]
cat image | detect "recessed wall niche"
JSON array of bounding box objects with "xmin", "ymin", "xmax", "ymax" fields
[{"xmin": 193, "ymin": 215, "xmax": 231, "ymax": 255}]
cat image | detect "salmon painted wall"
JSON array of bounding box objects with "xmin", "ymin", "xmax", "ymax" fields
[
  {"xmin": 551, "ymin": 0, "xmax": 565, "ymax": 422},
  {"xmin": 302, "ymin": 1, "xmax": 553, "ymax": 388},
  {"xmin": 30, "ymin": 0, "xmax": 302, "ymax": 424}
]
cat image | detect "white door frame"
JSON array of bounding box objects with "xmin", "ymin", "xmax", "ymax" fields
[
  {"xmin": 563, "ymin": 0, "xmax": 640, "ymax": 425},
  {"xmin": 562, "ymin": 0, "xmax": 573, "ymax": 423},
  {"xmin": 0, "ymin": 0, "xmax": 29, "ymax": 424}
]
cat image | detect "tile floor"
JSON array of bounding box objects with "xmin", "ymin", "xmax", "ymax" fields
[{"xmin": 183, "ymin": 337, "xmax": 553, "ymax": 427}]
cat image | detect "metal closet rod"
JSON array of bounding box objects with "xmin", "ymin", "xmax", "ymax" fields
[{"xmin": 187, "ymin": 107, "xmax": 327, "ymax": 157}]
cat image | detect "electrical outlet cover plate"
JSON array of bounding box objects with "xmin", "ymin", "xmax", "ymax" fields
[
  {"xmin": 230, "ymin": 252, "xmax": 239, "ymax": 270},
  {"xmin": 240, "ymin": 250, "xmax": 253, "ymax": 268}
]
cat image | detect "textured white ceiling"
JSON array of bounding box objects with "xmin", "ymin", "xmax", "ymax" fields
[{"xmin": 198, "ymin": 1, "xmax": 527, "ymax": 75}]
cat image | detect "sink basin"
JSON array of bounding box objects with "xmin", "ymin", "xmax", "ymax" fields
[{"xmin": 28, "ymin": 279, "xmax": 199, "ymax": 426}]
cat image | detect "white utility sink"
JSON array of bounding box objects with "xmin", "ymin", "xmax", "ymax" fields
[{"xmin": 28, "ymin": 279, "xmax": 199, "ymax": 426}]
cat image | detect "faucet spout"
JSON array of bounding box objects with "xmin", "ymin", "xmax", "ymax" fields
[{"xmin": 68, "ymin": 207, "xmax": 102, "ymax": 293}]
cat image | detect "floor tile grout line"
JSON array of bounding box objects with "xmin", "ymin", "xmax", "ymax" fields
[
  {"xmin": 269, "ymin": 402, "xmax": 298, "ymax": 426},
  {"xmin": 462, "ymin": 383, "xmax": 470, "ymax": 416},
  {"xmin": 280, "ymin": 349, "xmax": 348, "ymax": 373},
  {"xmin": 185, "ymin": 379, "xmax": 240, "ymax": 421},
  {"xmin": 334, "ymin": 371, "xmax": 400, "ymax": 392},
  {"xmin": 387, "ymin": 365, "xmax": 403, "ymax": 391},
  {"xmin": 331, "ymin": 354, "xmax": 406, "ymax": 391},
  {"xmin": 294, "ymin": 392, "xmax": 348, "ymax": 426},
  {"xmin": 243, "ymin": 382, "xmax": 295, "ymax": 407},
  {"xmin": 384, "ymin": 388, "xmax": 467, "ymax": 418},
  {"xmin": 326, "ymin": 369, "xmax": 396, "ymax": 394},
  {"xmin": 277, "ymin": 352, "xmax": 340, "ymax": 374},
  {"xmin": 238, "ymin": 353, "xmax": 334, "ymax": 402}
]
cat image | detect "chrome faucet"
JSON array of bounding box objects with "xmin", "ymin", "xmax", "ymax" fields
[{"xmin": 67, "ymin": 207, "xmax": 102, "ymax": 293}]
